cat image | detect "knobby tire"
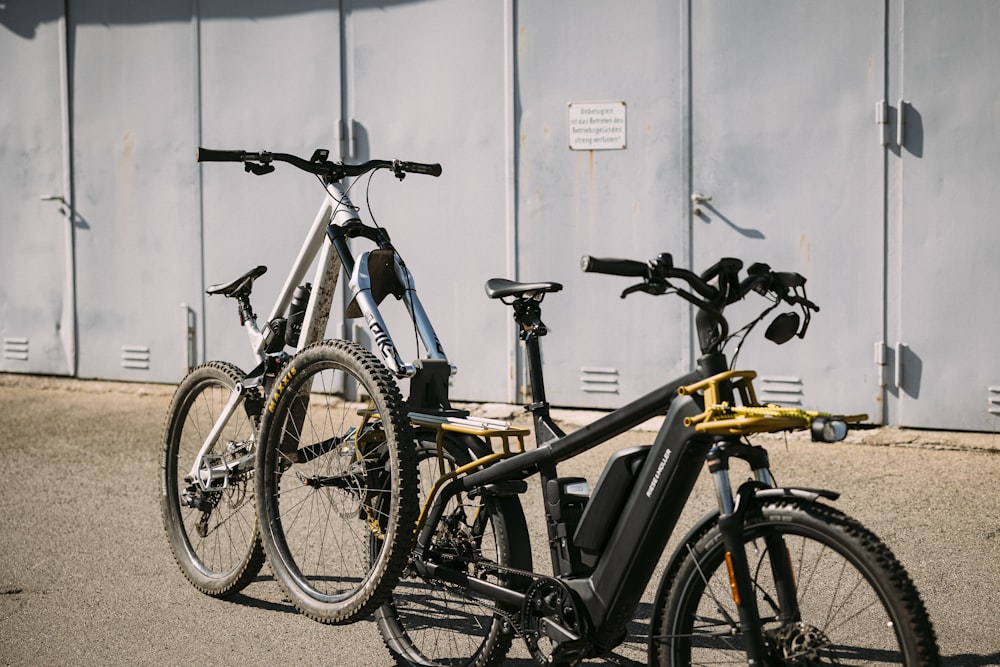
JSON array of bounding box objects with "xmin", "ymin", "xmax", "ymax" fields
[
  {"xmin": 160, "ymin": 361, "xmax": 265, "ymax": 597},
  {"xmin": 255, "ymin": 339, "xmax": 418, "ymax": 624}
]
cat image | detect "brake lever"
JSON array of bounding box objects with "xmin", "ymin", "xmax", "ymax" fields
[
  {"xmin": 244, "ymin": 162, "xmax": 276, "ymax": 176},
  {"xmin": 620, "ymin": 282, "xmax": 667, "ymax": 299}
]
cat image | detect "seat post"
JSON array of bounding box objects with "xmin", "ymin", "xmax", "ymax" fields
[
  {"xmin": 523, "ymin": 329, "xmax": 548, "ymax": 407},
  {"xmin": 483, "ymin": 278, "xmax": 565, "ymax": 446},
  {"xmin": 513, "ymin": 298, "xmax": 565, "ymax": 445}
]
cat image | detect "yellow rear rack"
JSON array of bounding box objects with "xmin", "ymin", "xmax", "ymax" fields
[{"xmin": 408, "ymin": 412, "xmax": 531, "ymax": 532}]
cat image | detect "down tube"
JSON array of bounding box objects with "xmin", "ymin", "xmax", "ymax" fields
[{"xmin": 567, "ymin": 394, "xmax": 710, "ymax": 646}]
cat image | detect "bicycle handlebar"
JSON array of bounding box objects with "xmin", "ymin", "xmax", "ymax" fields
[
  {"xmin": 579, "ymin": 256, "xmax": 648, "ymax": 278},
  {"xmin": 582, "ymin": 252, "xmax": 816, "ymax": 310},
  {"xmin": 196, "ymin": 147, "xmax": 442, "ymax": 180},
  {"xmin": 582, "ymin": 253, "xmax": 723, "ymax": 302},
  {"xmin": 196, "ymin": 148, "xmax": 246, "ymax": 162},
  {"xmin": 582, "ymin": 251, "xmax": 819, "ymax": 352}
]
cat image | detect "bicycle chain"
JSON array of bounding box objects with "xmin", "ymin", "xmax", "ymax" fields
[
  {"xmin": 414, "ymin": 546, "xmax": 593, "ymax": 644},
  {"xmin": 413, "ymin": 549, "xmax": 533, "ymax": 635},
  {"xmin": 413, "ymin": 546, "xmax": 652, "ymax": 666}
]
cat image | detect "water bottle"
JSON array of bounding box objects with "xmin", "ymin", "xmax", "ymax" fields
[{"xmin": 285, "ymin": 283, "xmax": 311, "ymax": 347}]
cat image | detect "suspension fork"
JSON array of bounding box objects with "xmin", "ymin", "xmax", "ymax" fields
[{"xmin": 708, "ymin": 440, "xmax": 798, "ymax": 664}]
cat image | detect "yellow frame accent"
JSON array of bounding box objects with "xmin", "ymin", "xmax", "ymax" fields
[
  {"xmin": 678, "ymin": 370, "xmax": 867, "ymax": 436},
  {"xmin": 408, "ymin": 413, "xmax": 531, "ymax": 534}
]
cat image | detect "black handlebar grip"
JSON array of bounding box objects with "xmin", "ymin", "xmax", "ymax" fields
[
  {"xmin": 580, "ymin": 256, "xmax": 649, "ymax": 277},
  {"xmin": 197, "ymin": 147, "xmax": 246, "ymax": 162},
  {"xmin": 398, "ymin": 161, "xmax": 442, "ymax": 177}
]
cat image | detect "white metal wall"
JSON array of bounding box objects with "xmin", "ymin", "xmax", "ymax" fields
[
  {"xmin": 889, "ymin": 0, "xmax": 1000, "ymax": 431},
  {"xmin": 197, "ymin": 1, "xmax": 344, "ymax": 372},
  {"xmin": 2, "ymin": 1, "xmax": 998, "ymax": 430},
  {"xmin": 344, "ymin": 0, "xmax": 513, "ymax": 402},
  {"xmin": 69, "ymin": 2, "xmax": 203, "ymax": 382},
  {"xmin": 689, "ymin": 1, "xmax": 886, "ymax": 421},
  {"xmin": 0, "ymin": 0, "xmax": 74, "ymax": 376},
  {"xmin": 516, "ymin": 0, "xmax": 690, "ymax": 408}
]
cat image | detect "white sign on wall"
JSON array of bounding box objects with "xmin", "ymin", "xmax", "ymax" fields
[{"xmin": 568, "ymin": 101, "xmax": 627, "ymax": 150}]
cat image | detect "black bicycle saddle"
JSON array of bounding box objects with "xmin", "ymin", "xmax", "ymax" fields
[{"xmin": 484, "ymin": 278, "xmax": 563, "ymax": 300}]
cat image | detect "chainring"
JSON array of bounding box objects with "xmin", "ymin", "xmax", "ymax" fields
[{"xmin": 522, "ymin": 577, "xmax": 589, "ymax": 666}]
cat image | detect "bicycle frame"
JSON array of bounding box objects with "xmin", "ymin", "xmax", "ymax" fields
[
  {"xmin": 186, "ymin": 179, "xmax": 452, "ymax": 488},
  {"xmin": 413, "ymin": 342, "xmax": 810, "ymax": 660}
]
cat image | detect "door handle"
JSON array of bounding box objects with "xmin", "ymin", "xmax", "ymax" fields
[{"xmin": 691, "ymin": 192, "xmax": 712, "ymax": 215}]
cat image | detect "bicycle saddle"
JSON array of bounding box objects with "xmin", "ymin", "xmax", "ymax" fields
[
  {"xmin": 206, "ymin": 265, "xmax": 267, "ymax": 298},
  {"xmin": 484, "ymin": 278, "xmax": 563, "ymax": 300}
]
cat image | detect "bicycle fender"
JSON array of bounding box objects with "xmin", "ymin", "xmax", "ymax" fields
[{"xmin": 647, "ymin": 485, "xmax": 840, "ymax": 665}]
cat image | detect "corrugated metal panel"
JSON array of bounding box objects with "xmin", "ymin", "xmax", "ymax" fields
[
  {"xmin": 198, "ymin": 2, "xmax": 344, "ymax": 373},
  {"xmin": 0, "ymin": 1, "xmax": 74, "ymax": 376},
  {"xmin": 690, "ymin": 1, "xmax": 885, "ymax": 421},
  {"xmin": 515, "ymin": 0, "xmax": 689, "ymax": 409},
  {"xmin": 70, "ymin": 4, "xmax": 202, "ymax": 382},
  {"xmin": 893, "ymin": 0, "xmax": 1000, "ymax": 430},
  {"xmin": 346, "ymin": 0, "xmax": 512, "ymax": 403}
]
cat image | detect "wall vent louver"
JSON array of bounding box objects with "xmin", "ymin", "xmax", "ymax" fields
[
  {"xmin": 3, "ymin": 337, "xmax": 29, "ymax": 361},
  {"xmin": 758, "ymin": 376, "xmax": 804, "ymax": 406},
  {"xmin": 121, "ymin": 345, "xmax": 150, "ymax": 370},
  {"xmin": 580, "ymin": 367, "xmax": 619, "ymax": 394}
]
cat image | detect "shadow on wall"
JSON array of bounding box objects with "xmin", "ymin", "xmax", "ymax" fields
[
  {"xmin": 694, "ymin": 201, "xmax": 766, "ymax": 240},
  {"xmin": 1, "ymin": 0, "xmax": 433, "ymax": 39},
  {"xmin": 891, "ymin": 102, "xmax": 924, "ymax": 158},
  {"xmin": 885, "ymin": 344, "xmax": 923, "ymax": 400}
]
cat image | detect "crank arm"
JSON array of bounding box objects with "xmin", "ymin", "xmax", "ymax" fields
[
  {"xmin": 294, "ymin": 435, "xmax": 344, "ymax": 463},
  {"xmin": 294, "ymin": 470, "xmax": 360, "ymax": 490}
]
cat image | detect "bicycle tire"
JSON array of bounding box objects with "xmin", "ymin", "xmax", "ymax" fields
[
  {"xmin": 255, "ymin": 339, "xmax": 418, "ymax": 624},
  {"xmin": 160, "ymin": 361, "xmax": 265, "ymax": 597},
  {"xmin": 652, "ymin": 498, "xmax": 940, "ymax": 666},
  {"xmin": 376, "ymin": 430, "xmax": 531, "ymax": 667}
]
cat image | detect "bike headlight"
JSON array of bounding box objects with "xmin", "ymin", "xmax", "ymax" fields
[{"xmin": 811, "ymin": 417, "xmax": 848, "ymax": 442}]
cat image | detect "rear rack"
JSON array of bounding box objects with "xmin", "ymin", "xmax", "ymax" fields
[{"xmin": 408, "ymin": 411, "xmax": 531, "ymax": 532}]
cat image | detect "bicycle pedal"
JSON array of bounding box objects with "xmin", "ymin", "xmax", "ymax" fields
[
  {"xmin": 181, "ymin": 487, "xmax": 214, "ymax": 513},
  {"xmin": 549, "ymin": 638, "xmax": 591, "ymax": 664}
]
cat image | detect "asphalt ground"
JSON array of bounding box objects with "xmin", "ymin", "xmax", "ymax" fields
[{"xmin": 1, "ymin": 373, "xmax": 998, "ymax": 666}]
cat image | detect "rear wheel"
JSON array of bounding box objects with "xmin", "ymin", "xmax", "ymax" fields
[
  {"xmin": 256, "ymin": 339, "xmax": 418, "ymax": 624},
  {"xmin": 376, "ymin": 431, "xmax": 531, "ymax": 667},
  {"xmin": 652, "ymin": 499, "xmax": 940, "ymax": 665},
  {"xmin": 160, "ymin": 361, "xmax": 265, "ymax": 597}
]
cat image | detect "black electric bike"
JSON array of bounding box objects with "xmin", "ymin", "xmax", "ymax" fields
[{"xmin": 373, "ymin": 253, "xmax": 940, "ymax": 666}]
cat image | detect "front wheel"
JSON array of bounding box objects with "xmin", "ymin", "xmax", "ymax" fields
[
  {"xmin": 652, "ymin": 499, "xmax": 940, "ymax": 666},
  {"xmin": 255, "ymin": 339, "xmax": 418, "ymax": 625}
]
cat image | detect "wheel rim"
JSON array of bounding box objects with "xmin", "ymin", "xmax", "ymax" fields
[
  {"xmin": 668, "ymin": 519, "xmax": 913, "ymax": 665},
  {"xmin": 266, "ymin": 360, "xmax": 398, "ymax": 603},
  {"xmin": 168, "ymin": 371, "xmax": 259, "ymax": 583}
]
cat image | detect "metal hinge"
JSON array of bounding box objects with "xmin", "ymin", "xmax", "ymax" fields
[
  {"xmin": 874, "ymin": 340, "xmax": 887, "ymax": 367},
  {"xmin": 876, "ymin": 100, "xmax": 889, "ymax": 147},
  {"xmin": 875, "ymin": 340, "xmax": 889, "ymax": 390}
]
